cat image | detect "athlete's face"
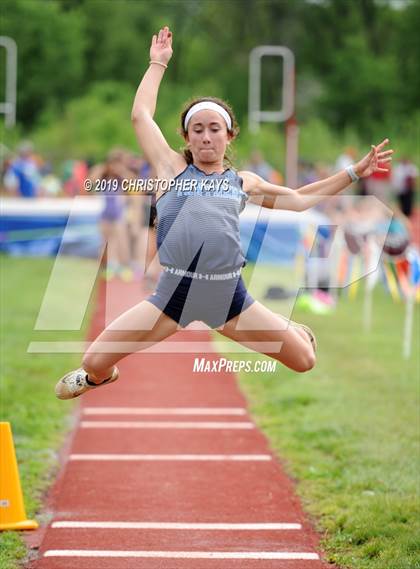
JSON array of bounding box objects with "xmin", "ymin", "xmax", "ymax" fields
[{"xmin": 185, "ymin": 110, "xmax": 233, "ymax": 165}]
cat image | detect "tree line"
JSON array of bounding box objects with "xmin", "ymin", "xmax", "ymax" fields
[{"xmin": 1, "ymin": 0, "xmax": 418, "ymax": 157}]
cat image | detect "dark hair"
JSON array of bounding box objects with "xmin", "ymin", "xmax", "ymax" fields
[{"xmin": 179, "ymin": 96, "xmax": 239, "ymax": 167}]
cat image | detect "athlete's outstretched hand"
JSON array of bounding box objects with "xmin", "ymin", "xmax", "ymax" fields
[
  {"xmin": 150, "ymin": 26, "xmax": 173, "ymax": 66},
  {"xmin": 355, "ymin": 138, "xmax": 394, "ymax": 178}
]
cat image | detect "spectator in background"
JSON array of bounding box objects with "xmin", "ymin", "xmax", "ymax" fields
[
  {"xmin": 365, "ymin": 162, "xmax": 392, "ymax": 204},
  {"xmin": 0, "ymin": 150, "xmax": 13, "ymax": 195},
  {"xmin": 138, "ymin": 158, "xmax": 161, "ymax": 289},
  {"xmin": 91, "ymin": 149, "xmax": 134, "ymax": 282},
  {"xmin": 3, "ymin": 141, "xmax": 41, "ymax": 198},
  {"xmin": 297, "ymin": 159, "xmax": 318, "ymax": 187},
  {"xmin": 40, "ymin": 162, "xmax": 62, "ymax": 197},
  {"xmin": 62, "ymin": 159, "xmax": 89, "ymax": 196},
  {"xmin": 123, "ymin": 151, "xmax": 148, "ymax": 281},
  {"xmin": 74, "ymin": 160, "xmax": 89, "ymax": 195},
  {"xmin": 335, "ymin": 146, "xmax": 358, "ymax": 172},
  {"xmin": 335, "ymin": 146, "xmax": 369, "ymax": 197},
  {"xmin": 392, "ymin": 157, "xmax": 418, "ymax": 218},
  {"xmin": 245, "ymin": 150, "xmax": 283, "ymax": 183}
]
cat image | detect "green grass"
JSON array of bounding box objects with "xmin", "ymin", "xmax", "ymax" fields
[
  {"xmin": 217, "ymin": 264, "xmax": 420, "ymax": 569},
  {"xmin": 0, "ymin": 256, "xmax": 96, "ymax": 569}
]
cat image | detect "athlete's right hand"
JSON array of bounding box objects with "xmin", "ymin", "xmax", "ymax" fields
[{"xmin": 150, "ymin": 26, "xmax": 173, "ymax": 65}]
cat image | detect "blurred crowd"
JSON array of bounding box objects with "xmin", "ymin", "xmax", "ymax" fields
[
  {"xmin": 2, "ymin": 141, "xmax": 417, "ymax": 215},
  {"xmin": 1, "ymin": 140, "xmax": 418, "ymax": 288},
  {"xmin": 1, "ymin": 141, "xmax": 88, "ymax": 198},
  {"xmin": 0, "ymin": 142, "xmax": 160, "ymax": 286}
]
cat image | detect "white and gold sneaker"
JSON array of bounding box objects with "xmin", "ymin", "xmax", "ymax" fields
[{"xmin": 55, "ymin": 366, "xmax": 119, "ymax": 400}]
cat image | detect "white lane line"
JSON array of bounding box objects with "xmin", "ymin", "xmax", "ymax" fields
[
  {"xmin": 69, "ymin": 454, "xmax": 272, "ymax": 461},
  {"xmin": 51, "ymin": 521, "xmax": 302, "ymax": 530},
  {"xmin": 80, "ymin": 421, "xmax": 254, "ymax": 429},
  {"xmin": 83, "ymin": 407, "xmax": 247, "ymax": 416},
  {"xmin": 44, "ymin": 550, "xmax": 320, "ymax": 560}
]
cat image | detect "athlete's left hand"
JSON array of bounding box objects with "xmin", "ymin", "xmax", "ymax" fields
[{"xmin": 355, "ymin": 138, "xmax": 394, "ymax": 178}]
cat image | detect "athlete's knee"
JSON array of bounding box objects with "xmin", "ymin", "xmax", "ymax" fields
[
  {"xmin": 269, "ymin": 345, "xmax": 316, "ymax": 373},
  {"xmin": 290, "ymin": 346, "xmax": 316, "ymax": 373},
  {"xmin": 293, "ymin": 325, "xmax": 317, "ymax": 372},
  {"xmin": 297, "ymin": 348, "xmax": 316, "ymax": 373},
  {"xmin": 302, "ymin": 353, "xmax": 316, "ymax": 373}
]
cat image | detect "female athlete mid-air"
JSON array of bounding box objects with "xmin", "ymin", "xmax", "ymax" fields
[{"xmin": 55, "ymin": 26, "xmax": 393, "ymax": 399}]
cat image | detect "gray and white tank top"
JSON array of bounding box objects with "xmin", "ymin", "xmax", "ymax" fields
[{"xmin": 156, "ymin": 164, "xmax": 248, "ymax": 273}]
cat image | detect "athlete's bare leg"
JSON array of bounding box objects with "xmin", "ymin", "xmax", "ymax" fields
[
  {"xmin": 216, "ymin": 300, "xmax": 316, "ymax": 373},
  {"xmin": 82, "ymin": 300, "xmax": 179, "ymax": 382}
]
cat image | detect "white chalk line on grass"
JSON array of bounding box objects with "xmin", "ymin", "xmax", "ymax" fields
[
  {"xmin": 51, "ymin": 521, "xmax": 302, "ymax": 530},
  {"xmin": 69, "ymin": 454, "xmax": 272, "ymax": 461},
  {"xmin": 80, "ymin": 421, "xmax": 254, "ymax": 429},
  {"xmin": 83, "ymin": 407, "xmax": 247, "ymax": 416},
  {"xmin": 44, "ymin": 550, "xmax": 320, "ymax": 560}
]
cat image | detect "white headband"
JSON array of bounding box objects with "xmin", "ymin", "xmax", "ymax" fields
[{"xmin": 184, "ymin": 101, "xmax": 232, "ymax": 131}]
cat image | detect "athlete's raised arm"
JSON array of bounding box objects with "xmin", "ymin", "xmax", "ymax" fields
[
  {"xmin": 131, "ymin": 26, "xmax": 181, "ymax": 175},
  {"xmin": 240, "ymin": 139, "xmax": 393, "ymax": 211}
]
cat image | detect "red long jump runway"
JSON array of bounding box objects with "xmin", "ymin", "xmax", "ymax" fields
[{"xmin": 27, "ymin": 279, "xmax": 337, "ymax": 569}]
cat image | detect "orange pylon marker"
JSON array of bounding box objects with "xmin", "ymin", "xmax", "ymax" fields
[{"xmin": 0, "ymin": 422, "xmax": 38, "ymax": 530}]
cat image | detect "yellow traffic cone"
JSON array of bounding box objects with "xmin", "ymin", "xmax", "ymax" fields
[{"xmin": 0, "ymin": 422, "xmax": 38, "ymax": 530}]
